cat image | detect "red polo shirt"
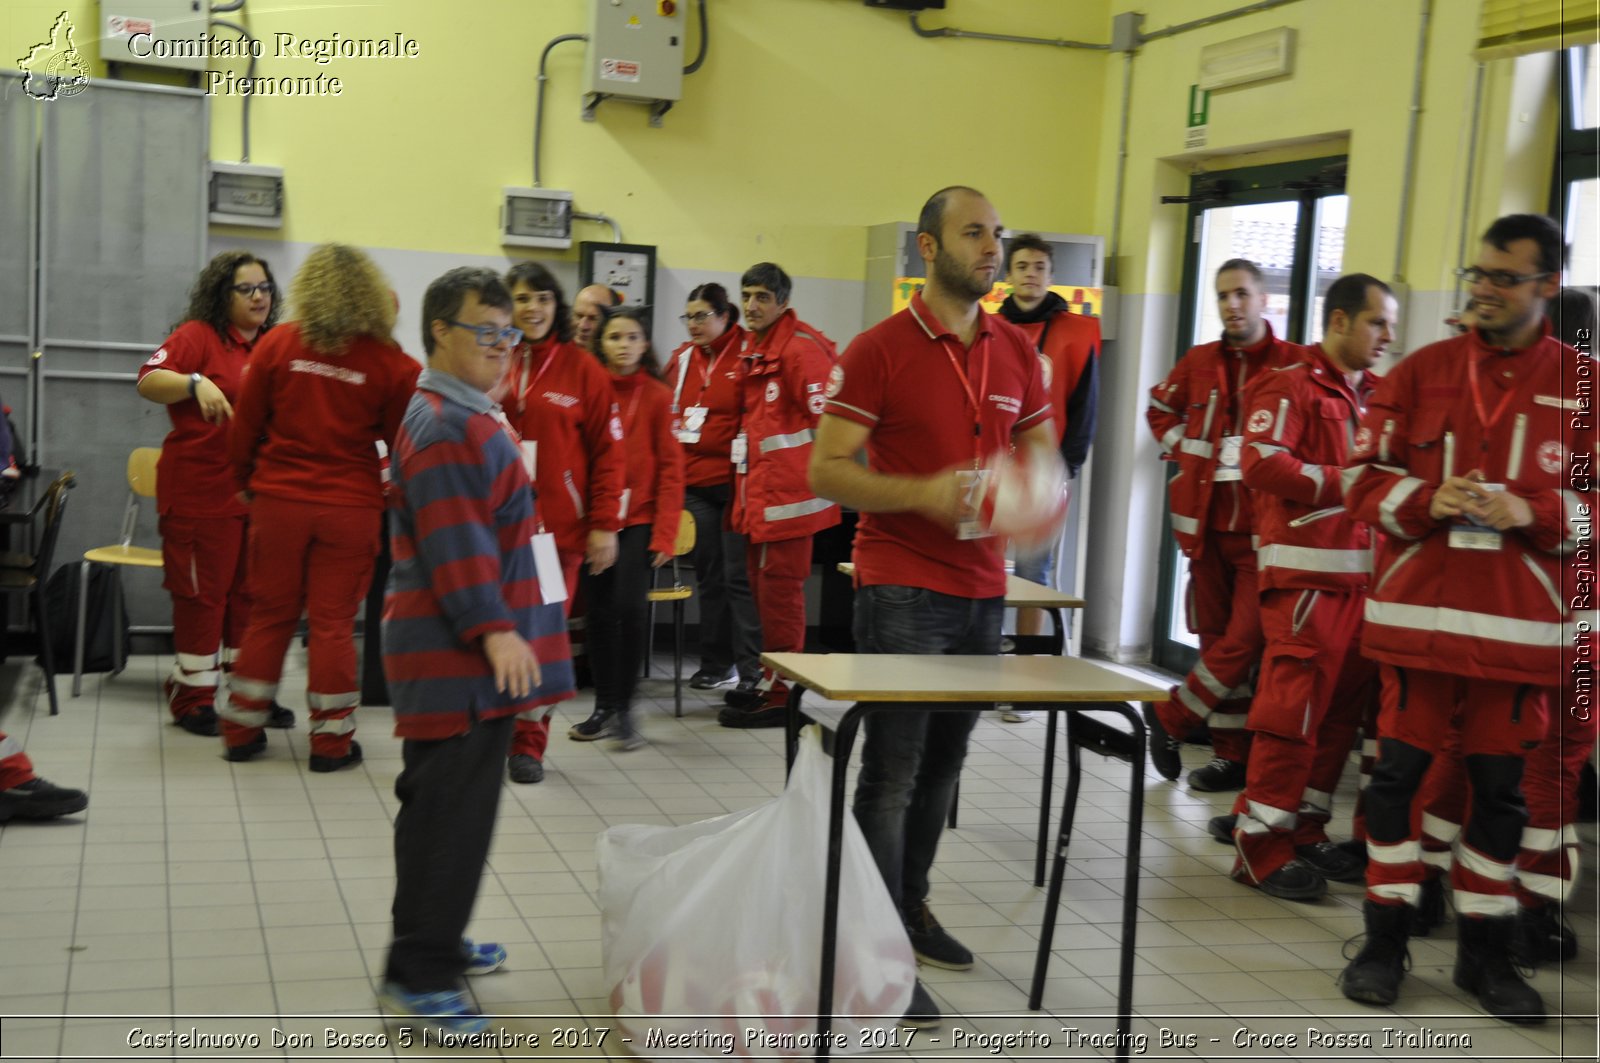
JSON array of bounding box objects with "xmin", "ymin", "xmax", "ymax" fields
[
  {"xmin": 138, "ymin": 320, "xmax": 255, "ymax": 519},
  {"xmin": 826, "ymin": 292, "xmax": 1050, "ymax": 599}
]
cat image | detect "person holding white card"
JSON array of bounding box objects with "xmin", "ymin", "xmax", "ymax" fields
[
  {"xmin": 1339, "ymin": 214, "xmax": 1593, "ymax": 1023},
  {"xmin": 568, "ymin": 309, "xmax": 684, "ymax": 750}
]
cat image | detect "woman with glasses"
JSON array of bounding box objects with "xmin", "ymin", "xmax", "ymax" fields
[
  {"xmin": 568, "ymin": 308, "xmax": 684, "ymax": 750},
  {"xmin": 218, "ymin": 243, "xmax": 420, "ymax": 770},
  {"xmin": 137, "ymin": 251, "xmax": 286, "ymax": 738},
  {"xmin": 663, "ymin": 283, "xmax": 761, "ymax": 695},
  {"xmin": 498, "ymin": 262, "xmax": 626, "ymax": 784}
]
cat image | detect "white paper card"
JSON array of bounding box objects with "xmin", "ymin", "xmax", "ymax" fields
[
  {"xmin": 531, "ymin": 532, "xmax": 567, "ymax": 604},
  {"xmin": 1214, "ymin": 434, "xmax": 1244, "ymax": 482}
]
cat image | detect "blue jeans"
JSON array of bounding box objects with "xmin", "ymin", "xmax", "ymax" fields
[{"xmin": 851, "ymin": 585, "xmax": 1003, "ymax": 909}]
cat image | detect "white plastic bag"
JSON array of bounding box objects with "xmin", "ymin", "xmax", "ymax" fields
[{"xmin": 597, "ymin": 724, "xmax": 916, "ymax": 1058}]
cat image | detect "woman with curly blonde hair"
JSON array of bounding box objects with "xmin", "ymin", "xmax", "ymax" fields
[
  {"xmin": 137, "ymin": 250, "xmax": 285, "ymax": 738},
  {"xmin": 221, "ymin": 243, "xmax": 421, "ymax": 770}
]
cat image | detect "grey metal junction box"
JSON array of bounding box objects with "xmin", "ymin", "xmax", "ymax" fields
[{"xmin": 585, "ymin": 0, "xmax": 685, "ymax": 119}]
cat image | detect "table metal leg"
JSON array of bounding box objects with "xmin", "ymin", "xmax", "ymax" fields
[
  {"xmin": 1035, "ymin": 710, "xmax": 1057, "ymax": 886},
  {"xmin": 813, "ymin": 707, "xmax": 863, "ymax": 1062},
  {"xmin": 1029, "ymin": 703, "xmax": 1146, "ymax": 1063}
]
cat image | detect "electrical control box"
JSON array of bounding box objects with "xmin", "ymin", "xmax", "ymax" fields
[
  {"xmin": 100, "ymin": 0, "xmax": 212, "ymax": 72},
  {"xmin": 502, "ymin": 187, "xmax": 574, "ymax": 249},
  {"xmin": 585, "ymin": 0, "xmax": 685, "ymax": 109},
  {"xmin": 209, "ymin": 163, "xmax": 284, "ymax": 228}
]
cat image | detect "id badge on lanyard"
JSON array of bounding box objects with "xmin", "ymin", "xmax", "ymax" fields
[
  {"xmin": 940, "ymin": 333, "xmax": 992, "ymax": 539},
  {"xmin": 530, "ymin": 532, "xmax": 567, "ymax": 603},
  {"xmin": 1449, "ymin": 482, "xmax": 1507, "ymax": 551}
]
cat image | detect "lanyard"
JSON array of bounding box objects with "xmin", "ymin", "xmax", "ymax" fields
[
  {"xmin": 939, "ymin": 332, "xmax": 991, "ymax": 467},
  {"xmin": 671, "ymin": 345, "xmax": 726, "ymax": 413},
  {"xmin": 1467, "ymin": 351, "xmax": 1516, "ymax": 434},
  {"xmin": 621, "ymin": 380, "xmax": 644, "ymax": 429},
  {"xmin": 1213, "ymin": 355, "xmax": 1247, "ymax": 434},
  {"xmin": 513, "ymin": 342, "xmax": 559, "ymax": 416}
]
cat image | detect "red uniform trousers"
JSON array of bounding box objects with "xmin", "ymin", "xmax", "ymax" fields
[
  {"xmin": 0, "ymin": 731, "xmax": 35, "ymax": 790},
  {"xmin": 1155, "ymin": 530, "xmax": 1261, "ymax": 763},
  {"xmin": 220, "ymin": 496, "xmax": 379, "ymax": 758},
  {"xmin": 159, "ymin": 513, "xmax": 251, "ymax": 723},
  {"xmin": 1364, "ymin": 666, "xmax": 1547, "ymax": 918},
  {"xmin": 747, "ymin": 535, "xmax": 813, "ymax": 708},
  {"xmin": 1232, "ymin": 588, "xmax": 1373, "ymax": 882},
  {"xmin": 511, "ymin": 550, "xmax": 584, "ymax": 762},
  {"xmin": 1517, "ymin": 693, "xmax": 1598, "ymax": 904}
]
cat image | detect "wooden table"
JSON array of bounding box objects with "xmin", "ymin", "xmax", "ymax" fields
[{"xmin": 764, "ymin": 651, "xmax": 1165, "ymax": 1063}]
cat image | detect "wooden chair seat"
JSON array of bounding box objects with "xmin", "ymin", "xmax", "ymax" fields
[
  {"xmin": 83, "ymin": 544, "xmax": 163, "ymax": 568},
  {"xmin": 646, "ymin": 586, "xmax": 692, "ymax": 603}
]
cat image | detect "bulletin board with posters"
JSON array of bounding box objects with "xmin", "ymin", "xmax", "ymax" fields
[{"xmin": 890, "ymin": 278, "xmax": 1104, "ymax": 319}]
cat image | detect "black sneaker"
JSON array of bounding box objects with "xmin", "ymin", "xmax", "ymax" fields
[
  {"xmin": 309, "ymin": 740, "xmax": 363, "ymax": 774},
  {"xmin": 1143, "ymin": 703, "xmax": 1183, "ymax": 781},
  {"xmin": 1254, "ymin": 858, "xmax": 1328, "ymax": 902},
  {"xmin": 723, "ymin": 678, "xmax": 763, "ymax": 710},
  {"xmin": 900, "ymin": 979, "xmax": 940, "ymax": 1029},
  {"xmin": 223, "ymin": 732, "xmax": 267, "ymax": 763},
  {"xmin": 0, "ymin": 778, "xmax": 88, "ymax": 822},
  {"xmin": 1208, "ymin": 813, "xmax": 1237, "ymax": 845},
  {"xmin": 567, "ymin": 709, "xmax": 615, "ymax": 741},
  {"xmin": 266, "ymin": 702, "xmax": 295, "ymax": 729},
  {"xmin": 176, "ymin": 705, "xmax": 220, "ymax": 737},
  {"xmin": 903, "ymin": 900, "xmax": 973, "ymax": 970},
  {"xmin": 507, "ymin": 754, "xmax": 544, "ymax": 784},
  {"xmin": 1296, "ymin": 841, "xmax": 1366, "ymax": 883},
  {"xmin": 689, "ymin": 667, "xmax": 737, "ymax": 690},
  {"xmin": 1188, "ymin": 756, "xmax": 1246, "ymax": 792}
]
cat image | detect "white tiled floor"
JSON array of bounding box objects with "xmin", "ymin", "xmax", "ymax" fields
[{"xmin": 1, "ymin": 648, "xmax": 1596, "ymax": 1062}]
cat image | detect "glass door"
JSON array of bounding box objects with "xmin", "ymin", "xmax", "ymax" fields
[{"xmin": 1151, "ymin": 157, "xmax": 1348, "ymax": 674}]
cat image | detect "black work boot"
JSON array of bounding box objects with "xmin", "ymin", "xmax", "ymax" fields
[
  {"xmin": 1510, "ymin": 899, "xmax": 1578, "ymax": 969},
  {"xmin": 1454, "ymin": 915, "xmax": 1546, "ymax": 1024},
  {"xmin": 1408, "ymin": 874, "xmax": 1446, "ymax": 937},
  {"xmin": 1340, "ymin": 899, "xmax": 1411, "ymax": 1006}
]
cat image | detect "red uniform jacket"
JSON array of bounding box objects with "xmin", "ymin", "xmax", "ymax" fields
[
  {"xmin": 664, "ymin": 324, "xmax": 745, "ymax": 487},
  {"xmin": 1147, "ymin": 325, "xmax": 1301, "ymax": 557},
  {"xmin": 1000, "ymin": 296, "xmax": 1100, "ymax": 477},
  {"xmin": 733, "ymin": 310, "xmax": 841, "ymax": 544},
  {"xmin": 1241, "ymin": 346, "xmax": 1378, "ymax": 593},
  {"xmin": 505, "ymin": 337, "xmax": 626, "ymax": 556},
  {"xmin": 229, "ymin": 323, "xmax": 420, "ymax": 511},
  {"xmin": 610, "ymin": 371, "xmax": 686, "ymax": 557},
  {"xmin": 139, "ymin": 320, "xmax": 256, "ymax": 519},
  {"xmin": 1345, "ymin": 328, "xmax": 1593, "ymax": 685}
]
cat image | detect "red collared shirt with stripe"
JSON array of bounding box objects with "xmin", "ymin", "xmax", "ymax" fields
[{"xmin": 825, "ymin": 292, "xmax": 1051, "ymax": 600}]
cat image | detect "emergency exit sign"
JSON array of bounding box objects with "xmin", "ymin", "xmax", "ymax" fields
[{"xmin": 1186, "ymin": 85, "xmax": 1210, "ymax": 148}]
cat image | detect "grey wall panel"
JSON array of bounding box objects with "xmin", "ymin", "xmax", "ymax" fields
[{"xmin": 35, "ymin": 81, "xmax": 204, "ymax": 631}]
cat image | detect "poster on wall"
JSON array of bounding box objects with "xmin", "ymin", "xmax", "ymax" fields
[
  {"xmin": 892, "ymin": 277, "xmax": 1103, "ymax": 320},
  {"xmin": 579, "ymin": 242, "xmax": 657, "ymax": 309}
]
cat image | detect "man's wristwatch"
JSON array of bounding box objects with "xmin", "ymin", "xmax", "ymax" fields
[{"xmin": 188, "ymin": 372, "xmax": 203, "ymax": 397}]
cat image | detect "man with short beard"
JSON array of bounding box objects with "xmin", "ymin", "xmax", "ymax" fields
[
  {"xmin": 1145, "ymin": 260, "xmax": 1299, "ymax": 793},
  {"xmin": 811, "ymin": 185, "xmax": 1054, "ymax": 1026}
]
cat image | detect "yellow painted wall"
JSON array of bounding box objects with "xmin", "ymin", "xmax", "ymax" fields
[
  {"xmin": 1096, "ymin": 0, "xmax": 1564, "ymax": 297},
  {"xmin": 3, "ymin": 0, "xmax": 1109, "ymax": 281}
]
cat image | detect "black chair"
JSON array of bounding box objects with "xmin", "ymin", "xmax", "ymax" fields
[{"xmin": 0, "ymin": 471, "xmax": 75, "ymax": 715}]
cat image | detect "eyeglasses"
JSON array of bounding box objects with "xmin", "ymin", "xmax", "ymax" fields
[
  {"xmin": 1455, "ymin": 266, "xmax": 1552, "ymax": 290},
  {"xmin": 230, "ymin": 282, "xmax": 275, "ymax": 298},
  {"xmin": 448, "ymin": 320, "xmax": 523, "ymax": 347},
  {"xmin": 679, "ymin": 311, "xmax": 716, "ymax": 325}
]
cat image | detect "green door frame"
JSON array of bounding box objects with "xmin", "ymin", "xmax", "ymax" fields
[{"xmin": 1151, "ymin": 155, "xmax": 1349, "ymax": 676}]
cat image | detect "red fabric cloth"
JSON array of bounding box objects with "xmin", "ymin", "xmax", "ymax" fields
[
  {"xmin": 610, "ymin": 372, "xmax": 686, "ymax": 557},
  {"xmin": 229, "ymin": 323, "xmax": 420, "ymax": 510},
  {"xmin": 1147, "ymin": 325, "xmax": 1301, "ymax": 555},
  {"xmin": 0, "ymin": 731, "xmax": 36, "ymax": 790},
  {"xmin": 827, "ymin": 292, "xmax": 1050, "ymax": 599},
  {"xmin": 1346, "ymin": 328, "xmax": 1590, "ymax": 685},
  {"xmin": 1008, "ymin": 309, "xmax": 1099, "ymax": 447},
  {"xmin": 222, "ymin": 497, "xmax": 380, "ymax": 756},
  {"xmin": 664, "ymin": 325, "xmax": 745, "ymax": 487},
  {"xmin": 1241, "ymin": 346, "xmax": 1380, "ymax": 592},
  {"xmin": 748, "ymin": 534, "xmax": 813, "ymax": 704},
  {"xmin": 1232, "ymin": 588, "xmax": 1374, "ymax": 881},
  {"xmin": 139, "ymin": 320, "xmax": 255, "ymax": 518},
  {"xmin": 731, "ymin": 310, "xmax": 840, "ymax": 544},
  {"xmin": 505, "ymin": 338, "xmax": 627, "ymax": 554},
  {"xmin": 160, "ymin": 512, "xmax": 251, "ymax": 717}
]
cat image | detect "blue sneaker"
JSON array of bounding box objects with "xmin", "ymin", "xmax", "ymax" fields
[
  {"xmin": 461, "ymin": 938, "xmax": 506, "ymax": 975},
  {"xmin": 378, "ymin": 982, "xmax": 487, "ymax": 1035}
]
